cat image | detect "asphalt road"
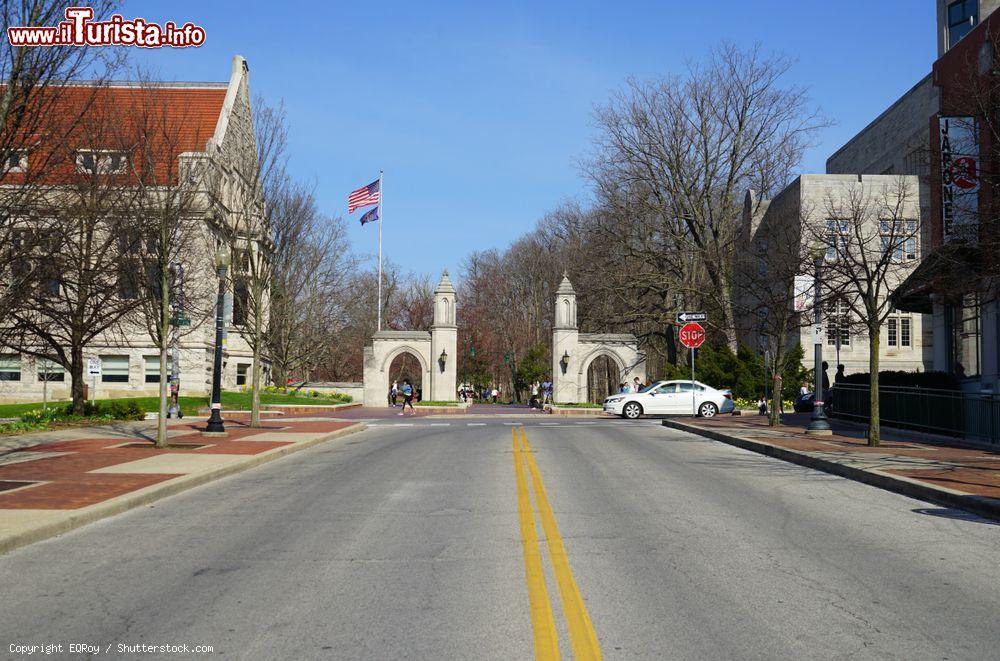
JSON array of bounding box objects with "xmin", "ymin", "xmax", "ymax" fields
[{"xmin": 2, "ymin": 418, "xmax": 1000, "ymax": 660}]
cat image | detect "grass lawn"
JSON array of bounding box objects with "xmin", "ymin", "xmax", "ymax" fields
[
  {"xmin": 414, "ymin": 400, "xmax": 462, "ymax": 407},
  {"xmin": 554, "ymin": 402, "xmax": 603, "ymax": 408},
  {"xmin": 0, "ymin": 390, "xmax": 351, "ymax": 419}
]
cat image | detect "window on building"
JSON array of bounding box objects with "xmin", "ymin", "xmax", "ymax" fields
[
  {"xmin": 2, "ymin": 149, "xmax": 28, "ymax": 174},
  {"xmin": 879, "ymin": 220, "xmax": 918, "ymax": 261},
  {"xmin": 826, "ymin": 300, "xmax": 851, "ymax": 347},
  {"xmin": 75, "ymin": 150, "xmax": 128, "ymax": 175},
  {"xmin": 948, "ymin": 0, "xmax": 978, "ymax": 49},
  {"xmin": 117, "ymin": 272, "xmax": 137, "ymax": 300},
  {"xmin": 144, "ymin": 355, "xmax": 160, "ymax": 383},
  {"xmin": 37, "ymin": 358, "xmax": 64, "ymax": 382},
  {"xmin": 901, "ymin": 317, "xmax": 911, "ymax": 348},
  {"xmin": 0, "ymin": 354, "xmax": 21, "ymax": 381},
  {"xmin": 101, "ymin": 355, "xmax": 129, "ymax": 383},
  {"xmin": 887, "ymin": 318, "xmax": 898, "ymax": 347},
  {"xmin": 233, "ymin": 278, "xmax": 249, "ymax": 326},
  {"xmin": 236, "ymin": 363, "xmax": 250, "ymax": 386},
  {"xmin": 950, "ymin": 294, "xmax": 981, "ymax": 378},
  {"xmin": 825, "ymin": 219, "xmax": 849, "ymax": 261}
]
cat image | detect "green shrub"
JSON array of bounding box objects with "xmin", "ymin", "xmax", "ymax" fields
[{"xmin": 106, "ymin": 400, "xmax": 146, "ymax": 421}]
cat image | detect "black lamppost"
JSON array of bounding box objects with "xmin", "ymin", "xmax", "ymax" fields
[
  {"xmin": 807, "ymin": 242, "xmax": 832, "ymax": 435},
  {"xmin": 205, "ymin": 244, "xmax": 231, "ymax": 434}
]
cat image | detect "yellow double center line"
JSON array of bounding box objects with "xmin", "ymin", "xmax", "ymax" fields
[{"xmin": 513, "ymin": 427, "xmax": 602, "ymax": 661}]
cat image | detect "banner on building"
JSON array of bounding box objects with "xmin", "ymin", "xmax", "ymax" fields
[
  {"xmin": 939, "ymin": 116, "xmax": 979, "ymax": 242},
  {"xmin": 793, "ymin": 275, "xmax": 814, "ymax": 312}
]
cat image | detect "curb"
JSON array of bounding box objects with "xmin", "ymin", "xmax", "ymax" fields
[
  {"xmin": 661, "ymin": 419, "xmax": 1000, "ymax": 522},
  {"xmin": 0, "ymin": 422, "xmax": 367, "ymax": 556}
]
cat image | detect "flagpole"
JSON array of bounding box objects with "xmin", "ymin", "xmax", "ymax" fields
[{"xmin": 377, "ymin": 170, "xmax": 383, "ymax": 332}]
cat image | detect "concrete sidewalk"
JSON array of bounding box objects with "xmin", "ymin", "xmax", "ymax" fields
[
  {"xmin": 663, "ymin": 413, "xmax": 1000, "ymax": 521},
  {"xmin": 0, "ymin": 416, "xmax": 365, "ymax": 554}
]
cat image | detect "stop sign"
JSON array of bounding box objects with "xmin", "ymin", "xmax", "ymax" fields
[{"xmin": 679, "ymin": 322, "xmax": 706, "ymax": 349}]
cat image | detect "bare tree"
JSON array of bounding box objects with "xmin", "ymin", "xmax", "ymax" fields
[
  {"xmin": 267, "ymin": 182, "xmax": 356, "ymax": 385},
  {"xmin": 733, "ymin": 201, "xmax": 813, "ymax": 426},
  {"xmin": 587, "ymin": 43, "xmax": 828, "ymax": 348},
  {"xmin": 807, "ymin": 177, "xmax": 921, "ymax": 446},
  {"xmin": 0, "ymin": 1, "xmax": 122, "ymax": 328},
  {"xmin": 5, "ymin": 86, "xmax": 148, "ymax": 414},
  {"xmin": 122, "ymin": 77, "xmax": 216, "ymax": 446},
  {"xmin": 225, "ymin": 97, "xmax": 288, "ymax": 427}
]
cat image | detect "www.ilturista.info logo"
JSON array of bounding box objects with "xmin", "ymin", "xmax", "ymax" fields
[{"xmin": 7, "ymin": 7, "xmax": 206, "ymax": 48}]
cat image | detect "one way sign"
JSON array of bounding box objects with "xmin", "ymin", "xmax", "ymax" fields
[{"xmin": 676, "ymin": 311, "xmax": 708, "ymax": 324}]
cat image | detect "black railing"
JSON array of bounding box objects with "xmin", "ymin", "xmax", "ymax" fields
[{"xmin": 833, "ymin": 383, "xmax": 1000, "ymax": 445}]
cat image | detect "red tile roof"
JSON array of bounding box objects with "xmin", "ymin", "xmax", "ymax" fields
[{"xmin": 2, "ymin": 83, "xmax": 228, "ymax": 186}]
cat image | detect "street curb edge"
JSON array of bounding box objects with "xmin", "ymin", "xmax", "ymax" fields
[
  {"xmin": 0, "ymin": 422, "xmax": 367, "ymax": 556},
  {"xmin": 661, "ymin": 419, "xmax": 1000, "ymax": 522}
]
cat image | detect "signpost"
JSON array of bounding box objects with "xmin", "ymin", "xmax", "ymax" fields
[
  {"xmin": 679, "ymin": 321, "xmax": 706, "ymax": 416},
  {"xmin": 86, "ymin": 357, "xmax": 101, "ymax": 405},
  {"xmin": 676, "ymin": 311, "xmax": 707, "ymax": 324}
]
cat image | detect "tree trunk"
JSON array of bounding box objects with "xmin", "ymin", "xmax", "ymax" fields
[
  {"xmin": 156, "ymin": 344, "xmax": 169, "ymax": 448},
  {"xmin": 769, "ymin": 368, "xmax": 782, "ymax": 427},
  {"xmin": 250, "ymin": 305, "xmax": 263, "ymax": 428},
  {"xmin": 156, "ymin": 270, "xmax": 170, "ymax": 447},
  {"xmin": 71, "ymin": 345, "xmax": 85, "ymax": 415},
  {"xmin": 868, "ymin": 324, "xmax": 881, "ymax": 447}
]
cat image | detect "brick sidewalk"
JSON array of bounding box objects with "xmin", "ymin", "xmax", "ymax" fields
[
  {"xmin": 665, "ymin": 413, "xmax": 1000, "ymax": 519},
  {"xmin": 0, "ymin": 416, "xmax": 364, "ymax": 554}
]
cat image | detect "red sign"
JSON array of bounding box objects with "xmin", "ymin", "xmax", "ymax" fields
[{"xmin": 679, "ymin": 322, "xmax": 706, "ymax": 349}]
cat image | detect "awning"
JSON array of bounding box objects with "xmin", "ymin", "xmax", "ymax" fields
[{"xmin": 891, "ymin": 243, "xmax": 982, "ymax": 314}]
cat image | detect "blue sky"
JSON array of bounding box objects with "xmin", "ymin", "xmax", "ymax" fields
[{"xmin": 126, "ymin": 0, "xmax": 937, "ymax": 278}]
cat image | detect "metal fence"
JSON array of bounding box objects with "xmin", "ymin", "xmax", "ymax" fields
[{"xmin": 832, "ymin": 383, "xmax": 1000, "ymax": 445}]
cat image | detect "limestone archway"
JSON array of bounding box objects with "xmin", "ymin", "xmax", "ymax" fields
[
  {"xmin": 552, "ymin": 274, "xmax": 646, "ymax": 404},
  {"xmin": 362, "ymin": 272, "xmax": 457, "ymax": 407},
  {"xmin": 579, "ymin": 348, "xmax": 627, "ymax": 403}
]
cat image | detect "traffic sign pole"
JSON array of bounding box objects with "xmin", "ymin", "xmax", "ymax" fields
[
  {"xmin": 678, "ymin": 322, "xmax": 706, "ymax": 417},
  {"xmin": 691, "ymin": 346, "xmax": 696, "ymax": 417}
]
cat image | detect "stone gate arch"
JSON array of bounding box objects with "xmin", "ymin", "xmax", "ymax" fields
[
  {"xmin": 362, "ymin": 271, "xmax": 457, "ymax": 407},
  {"xmin": 552, "ymin": 274, "xmax": 646, "ymax": 404}
]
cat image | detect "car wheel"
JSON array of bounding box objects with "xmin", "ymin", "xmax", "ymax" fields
[
  {"xmin": 622, "ymin": 402, "xmax": 643, "ymax": 419},
  {"xmin": 698, "ymin": 402, "xmax": 718, "ymax": 418}
]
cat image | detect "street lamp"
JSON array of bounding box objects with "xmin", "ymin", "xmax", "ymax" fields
[
  {"xmin": 438, "ymin": 348, "xmax": 448, "ymax": 372},
  {"xmin": 807, "ymin": 240, "xmax": 832, "ymax": 435},
  {"xmin": 205, "ymin": 243, "xmax": 231, "ymax": 434}
]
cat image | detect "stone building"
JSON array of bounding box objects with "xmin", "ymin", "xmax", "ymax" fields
[
  {"xmin": 824, "ymin": 1, "xmax": 1000, "ymax": 392},
  {"xmin": 736, "ymin": 175, "xmax": 928, "ymax": 377},
  {"xmin": 0, "ymin": 56, "xmax": 265, "ymax": 404}
]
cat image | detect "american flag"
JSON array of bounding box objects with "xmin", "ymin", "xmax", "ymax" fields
[{"xmin": 348, "ymin": 178, "xmax": 380, "ymax": 213}]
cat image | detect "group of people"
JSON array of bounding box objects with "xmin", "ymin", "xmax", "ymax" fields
[
  {"xmin": 457, "ymin": 385, "xmax": 503, "ymax": 403},
  {"xmin": 617, "ymin": 377, "xmax": 646, "ymax": 394},
  {"xmin": 757, "ymin": 361, "xmax": 846, "ymax": 416},
  {"xmin": 388, "ymin": 380, "xmax": 417, "ymax": 415},
  {"xmin": 528, "ymin": 380, "xmax": 554, "ymax": 409}
]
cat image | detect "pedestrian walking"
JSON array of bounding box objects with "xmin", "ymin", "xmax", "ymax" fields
[
  {"xmin": 633, "ymin": 377, "xmax": 642, "ymax": 393},
  {"xmin": 399, "ymin": 380, "xmax": 416, "ymax": 415},
  {"xmin": 390, "ymin": 380, "xmax": 398, "ymax": 407}
]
